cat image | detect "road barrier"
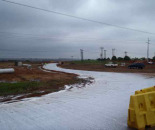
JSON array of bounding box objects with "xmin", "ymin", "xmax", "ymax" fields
[
  {"xmin": 135, "ymin": 86, "xmax": 155, "ymax": 94},
  {"xmin": 128, "ymin": 86, "xmax": 155, "ymax": 129}
]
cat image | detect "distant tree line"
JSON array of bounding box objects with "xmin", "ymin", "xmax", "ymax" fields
[{"xmin": 97, "ymin": 56, "xmax": 155, "ymax": 61}]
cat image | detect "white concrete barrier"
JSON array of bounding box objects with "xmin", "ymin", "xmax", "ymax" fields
[{"xmin": 0, "ymin": 68, "xmax": 15, "ymax": 74}]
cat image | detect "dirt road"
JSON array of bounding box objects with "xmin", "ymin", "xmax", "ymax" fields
[{"xmin": 0, "ymin": 63, "xmax": 154, "ymax": 130}]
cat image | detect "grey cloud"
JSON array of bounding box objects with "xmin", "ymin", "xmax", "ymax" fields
[{"xmin": 0, "ymin": 0, "xmax": 155, "ymax": 59}]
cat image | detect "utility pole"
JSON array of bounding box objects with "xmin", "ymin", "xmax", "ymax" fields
[
  {"xmin": 104, "ymin": 50, "xmax": 107, "ymax": 59},
  {"xmin": 80, "ymin": 49, "xmax": 84, "ymax": 61},
  {"xmin": 71, "ymin": 56, "xmax": 74, "ymax": 61},
  {"xmin": 100, "ymin": 47, "xmax": 104, "ymax": 59},
  {"xmin": 125, "ymin": 51, "xmax": 128, "ymax": 57},
  {"xmin": 112, "ymin": 48, "xmax": 115, "ymax": 57},
  {"xmin": 146, "ymin": 38, "xmax": 150, "ymax": 62}
]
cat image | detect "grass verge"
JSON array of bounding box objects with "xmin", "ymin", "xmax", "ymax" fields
[
  {"xmin": 0, "ymin": 82, "xmax": 43, "ymax": 96},
  {"xmin": 0, "ymin": 77, "xmax": 91, "ymax": 98}
]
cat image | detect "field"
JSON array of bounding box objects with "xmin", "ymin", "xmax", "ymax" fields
[
  {"xmin": 59, "ymin": 60, "xmax": 155, "ymax": 73},
  {"xmin": 0, "ymin": 62, "xmax": 87, "ymax": 102}
]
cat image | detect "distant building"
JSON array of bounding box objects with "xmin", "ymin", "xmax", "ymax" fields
[{"xmin": 14, "ymin": 61, "xmax": 22, "ymax": 66}]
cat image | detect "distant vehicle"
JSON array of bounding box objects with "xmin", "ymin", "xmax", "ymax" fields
[
  {"xmin": 128, "ymin": 63, "xmax": 145, "ymax": 69},
  {"xmin": 120, "ymin": 63, "xmax": 126, "ymax": 66},
  {"xmin": 105, "ymin": 62, "xmax": 118, "ymax": 68},
  {"xmin": 148, "ymin": 61, "xmax": 154, "ymax": 64}
]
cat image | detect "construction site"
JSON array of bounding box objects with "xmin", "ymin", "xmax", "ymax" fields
[
  {"xmin": 0, "ymin": 0, "xmax": 155, "ymax": 130},
  {"xmin": 0, "ymin": 62, "xmax": 154, "ymax": 130},
  {"xmin": 0, "ymin": 61, "xmax": 91, "ymax": 102}
]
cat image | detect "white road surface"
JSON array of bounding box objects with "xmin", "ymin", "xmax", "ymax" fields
[{"xmin": 0, "ymin": 63, "xmax": 154, "ymax": 130}]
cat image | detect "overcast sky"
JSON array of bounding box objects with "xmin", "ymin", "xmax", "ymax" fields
[{"xmin": 0, "ymin": 0, "xmax": 155, "ymax": 59}]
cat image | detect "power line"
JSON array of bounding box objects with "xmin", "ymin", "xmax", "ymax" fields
[
  {"xmin": 0, "ymin": 49, "xmax": 53, "ymax": 53},
  {"xmin": 1, "ymin": 33, "xmax": 153, "ymax": 43},
  {"xmin": 1, "ymin": 0, "xmax": 155, "ymax": 35},
  {"xmin": 1, "ymin": 31, "xmax": 155, "ymax": 43}
]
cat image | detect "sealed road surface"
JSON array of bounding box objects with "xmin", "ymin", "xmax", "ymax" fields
[{"xmin": 0, "ymin": 63, "xmax": 154, "ymax": 130}]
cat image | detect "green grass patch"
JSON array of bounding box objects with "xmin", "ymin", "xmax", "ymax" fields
[
  {"xmin": 0, "ymin": 82, "xmax": 42, "ymax": 96},
  {"xmin": 0, "ymin": 78, "xmax": 90, "ymax": 97}
]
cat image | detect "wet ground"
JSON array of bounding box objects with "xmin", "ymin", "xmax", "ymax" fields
[{"xmin": 0, "ymin": 63, "xmax": 154, "ymax": 130}]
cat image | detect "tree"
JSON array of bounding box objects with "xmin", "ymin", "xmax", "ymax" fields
[
  {"xmin": 111, "ymin": 56, "xmax": 117, "ymax": 61},
  {"xmin": 124, "ymin": 56, "xmax": 131, "ymax": 61},
  {"xmin": 140, "ymin": 57, "xmax": 146, "ymax": 60},
  {"xmin": 133, "ymin": 57, "xmax": 139, "ymax": 60},
  {"xmin": 117, "ymin": 57, "xmax": 123, "ymax": 61},
  {"xmin": 97, "ymin": 58, "xmax": 104, "ymax": 61},
  {"xmin": 107, "ymin": 57, "xmax": 110, "ymax": 61},
  {"xmin": 153, "ymin": 56, "xmax": 155, "ymax": 60}
]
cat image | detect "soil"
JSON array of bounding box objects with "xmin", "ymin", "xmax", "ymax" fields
[
  {"xmin": 0, "ymin": 64, "xmax": 77, "ymax": 82},
  {"xmin": 58, "ymin": 62, "xmax": 155, "ymax": 73},
  {"xmin": 0, "ymin": 62, "xmax": 90, "ymax": 103}
]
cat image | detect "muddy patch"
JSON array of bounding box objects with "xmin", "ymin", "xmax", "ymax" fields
[{"xmin": 0, "ymin": 76, "xmax": 94, "ymax": 104}]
